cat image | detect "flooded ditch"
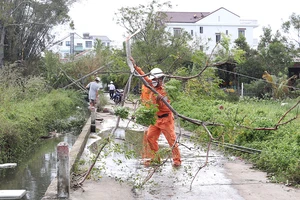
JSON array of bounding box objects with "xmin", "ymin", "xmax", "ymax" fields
[{"xmin": 0, "ymin": 132, "xmax": 78, "ymax": 200}]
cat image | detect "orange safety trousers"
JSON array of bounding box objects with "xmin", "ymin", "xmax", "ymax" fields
[{"xmin": 142, "ymin": 113, "xmax": 181, "ymax": 163}]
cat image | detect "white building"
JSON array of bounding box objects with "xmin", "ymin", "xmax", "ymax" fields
[
  {"xmin": 50, "ymin": 32, "xmax": 111, "ymax": 60},
  {"xmin": 163, "ymin": 7, "xmax": 259, "ymax": 53}
]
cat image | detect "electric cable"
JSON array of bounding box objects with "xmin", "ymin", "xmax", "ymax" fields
[{"xmin": 215, "ymin": 67, "xmax": 300, "ymax": 90}]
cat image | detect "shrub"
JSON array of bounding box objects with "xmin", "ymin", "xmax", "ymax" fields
[
  {"xmin": 243, "ymin": 80, "xmax": 269, "ymax": 98},
  {"xmin": 0, "ymin": 86, "xmax": 86, "ymax": 163}
]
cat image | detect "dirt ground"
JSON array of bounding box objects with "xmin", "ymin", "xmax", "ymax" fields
[{"xmin": 70, "ymin": 98, "xmax": 300, "ymax": 200}]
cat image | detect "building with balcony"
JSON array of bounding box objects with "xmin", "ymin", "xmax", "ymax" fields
[
  {"xmin": 50, "ymin": 32, "xmax": 111, "ymax": 60},
  {"xmin": 163, "ymin": 7, "xmax": 259, "ymax": 53}
]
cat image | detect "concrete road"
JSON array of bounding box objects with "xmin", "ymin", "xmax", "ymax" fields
[{"xmin": 70, "ymin": 100, "xmax": 300, "ymax": 200}]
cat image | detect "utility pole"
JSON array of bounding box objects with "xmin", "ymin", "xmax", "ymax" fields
[{"xmin": 70, "ymin": 32, "xmax": 74, "ymax": 60}]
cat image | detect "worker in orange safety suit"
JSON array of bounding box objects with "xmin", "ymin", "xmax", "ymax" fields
[
  {"xmin": 141, "ymin": 84, "xmax": 151, "ymax": 104},
  {"xmin": 130, "ymin": 57, "xmax": 181, "ymax": 167}
]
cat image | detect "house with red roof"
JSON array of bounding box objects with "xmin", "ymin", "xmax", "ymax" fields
[{"xmin": 162, "ymin": 7, "xmax": 258, "ymax": 53}]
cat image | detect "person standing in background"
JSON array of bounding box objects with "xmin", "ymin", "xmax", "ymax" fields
[
  {"xmin": 108, "ymin": 81, "xmax": 115, "ymax": 99},
  {"xmin": 86, "ymin": 77, "xmax": 101, "ymax": 111}
]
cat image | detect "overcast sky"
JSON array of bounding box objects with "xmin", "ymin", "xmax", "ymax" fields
[{"xmin": 58, "ymin": 0, "xmax": 300, "ymax": 45}]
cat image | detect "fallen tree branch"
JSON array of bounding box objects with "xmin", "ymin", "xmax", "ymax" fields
[
  {"xmin": 190, "ymin": 137, "xmax": 212, "ymax": 191},
  {"xmin": 73, "ymin": 137, "xmax": 110, "ymax": 187},
  {"xmin": 63, "ymin": 62, "xmax": 113, "ymax": 89}
]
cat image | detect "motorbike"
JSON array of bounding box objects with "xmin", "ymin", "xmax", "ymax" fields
[
  {"xmin": 133, "ymin": 85, "xmax": 141, "ymax": 95},
  {"xmin": 113, "ymin": 89, "xmax": 124, "ymax": 104}
]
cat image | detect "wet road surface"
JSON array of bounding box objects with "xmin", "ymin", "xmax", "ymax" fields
[
  {"xmin": 72, "ymin": 104, "xmax": 243, "ymax": 200},
  {"xmin": 70, "ymin": 99, "xmax": 300, "ymax": 200}
]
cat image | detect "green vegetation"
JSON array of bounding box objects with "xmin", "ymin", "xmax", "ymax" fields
[
  {"xmin": 0, "ymin": 72, "xmax": 87, "ymax": 163},
  {"xmin": 114, "ymin": 106, "xmax": 130, "ymax": 119},
  {"xmin": 134, "ymin": 104, "xmax": 159, "ymax": 126},
  {"xmin": 171, "ymin": 93, "xmax": 300, "ymax": 185}
]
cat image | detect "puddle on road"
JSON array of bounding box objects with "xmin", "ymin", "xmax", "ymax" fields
[
  {"xmin": 78, "ymin": 120, "xmax": 243, "ymax": 200},
  {"xmin": 89, "ymin": 129, "xmax": 143, "ymax": 155}
]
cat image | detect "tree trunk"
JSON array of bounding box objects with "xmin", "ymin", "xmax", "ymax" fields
[{"xmin": 0, "ymin": 24, "xmax": 5, "ymax": 68}]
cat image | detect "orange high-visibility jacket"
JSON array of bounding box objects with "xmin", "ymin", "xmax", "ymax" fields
[
  {"xmin": 141, "ymin": 84, "xmax": 151, "ymax": 104},
  {"xmin": 135, "ymin": 66, "xmax": 171, "ymax": 116}
]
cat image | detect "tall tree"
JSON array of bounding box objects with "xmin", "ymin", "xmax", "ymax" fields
[
  {"xmin": 257, "ymin": 26, "xmax": 295, "ymax": 76},
  {"xmin": 233, "ymin": 36, "xmax": 264, "ymax": 83},
  {"xmin": 0, "ymin": 0, "xmax": 76, "ymax": 67},
  {"xmin": 282, "ymin": 12, "xmax": 300, "ymax": 48},
  {"xmin": 114, "ymin": 0, "xmax": 193, "ymax": 75},
  {"xmin": 234, "ymin": 35, "xmax": 251, "ymax": 55}
]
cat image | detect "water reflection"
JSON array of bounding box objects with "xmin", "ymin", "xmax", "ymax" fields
[{"xmin": 0, "ymin": 133, "xmax": 78, "ymax": 200}]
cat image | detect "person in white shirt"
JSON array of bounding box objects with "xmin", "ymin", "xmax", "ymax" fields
[
  {"xmin": 108, "ymin": 81, "xmax": 116, "ymax": 99},
  {"xmin": 86, "ymin": 77, "xmax": 101, "ymax": 111}
]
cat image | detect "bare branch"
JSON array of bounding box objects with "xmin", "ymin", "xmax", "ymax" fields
[
  {"xmin": 6, "ymin": 22, "xmax": 50, "ymax": 27},
  {"xmin": 240, "ymin": 99, "xmax": 299, "ymax": 130},
  {"xmin": 190, "ymin": 138, "xmax": 212, "ymax": 191},
  {"xmin": 277, "ymin": 99, "xmax": 300, "ymax": 124},
  {"xmin": 10, "ymin": 1, "xmax": 32, "ymax": 15},
  {"xmin": 74, "ymin": 138, "xmax": 110, "ymax": 187}
]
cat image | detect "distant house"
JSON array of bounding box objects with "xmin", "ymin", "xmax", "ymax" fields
[
  {"xmin": 50, "ymin": 32, "xmax": 111, "ymax": 60},
  {"xmin": 162, "ymin": 7, "xmax": 259, "ymax": 53}
]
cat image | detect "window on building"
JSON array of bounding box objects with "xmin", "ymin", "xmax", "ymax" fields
[
  {"xmin": 200, "ymin": 26, "xmax": 203, "ymax": 34},
  {"xmin": 238, "ymin": 28, "xmax": 246, "ymax": 37},
  {"xmin": 76, "ymin": 43, "xmax": 83, "ymax": 46},
  {"xmin": 173, "ymin": 28, "xmax": 182, "ymax": 37},
  {"xmin": 85, "ymin": 41, "xmax": 93, "ymax": 48},
  {"xmin": 226, "ymin": 30, "xmax": 228, "ymax": 35},
  {"xmin": 216, "ymin": 33, "xmax": 221, "ymax": 43},
  {"xmin": 191, "ymin": 30, "xmax": 193, "ymax": 36},
  {"xmin": 102, "ymin": 42, "xmax": 110, "ymax": 47},
  {"xmin": 65, "ymin": 41, "xmax": 70, "ymax": 46},
  {"xmin": 58, "ymin": 42, "xmax": 63, "ymax": 46}
]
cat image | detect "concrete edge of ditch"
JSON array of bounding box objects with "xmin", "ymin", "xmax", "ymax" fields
[{"xmin": 42, "ymin": 116, "xmax": 92, "ymax": 200}]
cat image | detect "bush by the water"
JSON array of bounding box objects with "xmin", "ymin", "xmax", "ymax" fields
[{"xmin": 0, "ymin": 76, "xmax": 87, "ymax": 163}]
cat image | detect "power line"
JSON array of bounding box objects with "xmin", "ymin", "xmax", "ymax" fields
[{"xmin": 215, "ymin": 67, "xmax": 300, "ymax": 90}]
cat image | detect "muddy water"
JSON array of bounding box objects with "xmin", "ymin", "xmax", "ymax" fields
[
  {"xmin": 0, "ymin": 133, "xmax": 78, "ymax": 200},
  {"xmin": 81, "ymin": 122, "xmax": 244, "ymax": 200}
]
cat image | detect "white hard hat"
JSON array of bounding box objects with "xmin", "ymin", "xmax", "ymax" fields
[
  {"xmin": 110, "ymin": 81, "xmax": 113, "ymax": 83},
  {"xmin": 149, "ymin": 68, "xmax": 164, "ymax": 80},
  {"xmin": 95, "ymin": 77, "xmax": 100, "ymax": 81}
]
